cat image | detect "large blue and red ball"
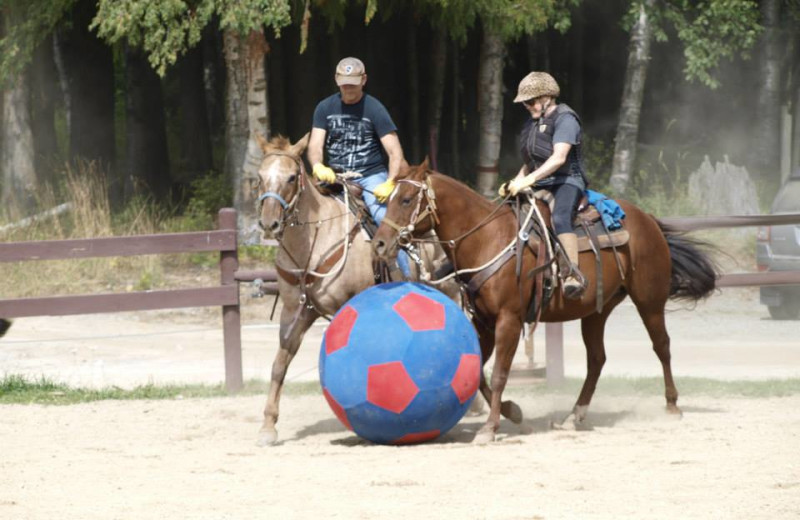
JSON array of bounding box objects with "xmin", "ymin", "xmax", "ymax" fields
[{"xmin": 319, "ymin": 282, "xmax": 481, "ymax": 445}]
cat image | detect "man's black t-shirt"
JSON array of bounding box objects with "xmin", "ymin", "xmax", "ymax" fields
[{"xmin": 312, "ymin": 93, "xmax": 397, "ymax": 176}]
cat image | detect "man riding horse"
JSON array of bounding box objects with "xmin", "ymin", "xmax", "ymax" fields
[{"xmin": 308, "ymin": 56, "xmax": 411, "ymax": 277}]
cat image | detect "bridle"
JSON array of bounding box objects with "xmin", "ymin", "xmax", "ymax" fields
[
  {"xmin": 381, "ymin": 175, "xmax": 439, "ymax": 247},
  {"xmin": 256, "ymin": 151, "xmax": 307, "ymax": 234}
]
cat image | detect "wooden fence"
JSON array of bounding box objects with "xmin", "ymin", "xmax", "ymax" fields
[
  {"xmin": 2, "ymin": 208, "xmax": 799, "ymax": 391},
  {"xmin": 540, "ymin": 212, "xmax": 800, "ymax": 386},
  {"xmin": 0, "ymin": 208, "xmax": 277, "ymax": 392}
]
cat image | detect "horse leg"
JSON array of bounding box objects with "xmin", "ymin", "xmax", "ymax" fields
[
  {"xmin": 257, "ymin": 304, "xmax": 319, "ymax": 446},
  {"xmin": 636, "ymin": 304, "xmax": 680, "ymax": 415},
  {"xmin": 556, "ymin": 293, "xmax": 626, "ymax": 429},
  {"xmin": 474, "ymin": 318, "xmax": 522, "ymax": 423},
  {"xmin": 474, "ymin": 311, "xmax": 523, "ymax": 444}
]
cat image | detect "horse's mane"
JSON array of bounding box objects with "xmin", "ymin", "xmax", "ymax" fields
[
  {"xmin": 262, "ymin": 135, "xmax": 293, "ymax": 154},
  {"xmin": 428, "ymin": 173, "xmax": 498, "ymax": 212},
  {"xmin": 399, "ymin": 163, "xmax": 499, "ymax": 213}
]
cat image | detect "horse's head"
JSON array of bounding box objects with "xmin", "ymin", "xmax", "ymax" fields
[
  {"xmin": 254, "ymin": 133, "xmax": 310, "ymax": 238},
  {"xmin": 372, "ymin": 158, "xmax": 437, "ymax": 262}
]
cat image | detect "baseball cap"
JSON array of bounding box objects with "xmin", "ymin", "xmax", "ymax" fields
[{"xmin": 335, "ymin": 57, "xmax": 366, "ymax": 86}]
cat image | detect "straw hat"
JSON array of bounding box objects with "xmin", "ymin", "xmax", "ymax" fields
[{"xmin": 513, "ymin": 72, "xmax": 560, "ymax": 103}]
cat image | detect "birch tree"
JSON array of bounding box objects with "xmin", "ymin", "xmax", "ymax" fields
[
  {"xmin": 0, "ymin": 0, "xmax": 74, "ymax": 213},
  {"xmin": 93, "ymin": 0, "xmax": 291, "ymax": 241},
  {"xmin": 610, "ymin": 0, "xmax": 656, "ymax": 195},
  {"xmin": 610, "ymin": 0, "xmax": 760, "ymax": 194}
]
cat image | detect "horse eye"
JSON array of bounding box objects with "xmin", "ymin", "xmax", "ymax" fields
[
  {"xmin": 401, "ymin": 198, "xmax": 412, "ymax": 206},
  {"xmin": 287, "ymin": 174, "xmax": 296, "ymax": 183}
]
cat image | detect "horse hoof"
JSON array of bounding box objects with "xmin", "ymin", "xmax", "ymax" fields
[
  {"xmin": 501, "ymin": 400, "xmax": 523, "ymax": 424},
  {"xmin": 256, "ymin": 429, "xmax": 278, "ymax": 447},
  {"xmin": 551, "ymin": 414, "xmax": 578, "ymax": 431},
  {"xmin": 473, "ymin": 429, "xmax": 495, "ymax": 444},
  {"xmin": 666, "ymin": 404, "xmax": 683, "ymax": 417}
]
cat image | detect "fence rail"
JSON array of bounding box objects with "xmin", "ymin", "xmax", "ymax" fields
[
  {"xmin": 542, "ymin": 212, "xmax": 800, "ymax": 386},
  {"xmin": 0, "ymin": 208, "xmax": 275, "ymax": 392}
]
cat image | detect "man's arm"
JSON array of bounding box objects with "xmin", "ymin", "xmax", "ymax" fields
[
  {"xmin": 307, "ymin": 127, "xmax": 327, "ymax": 167},
  {"xmin": 379, "ymin": 131, "xmax": 404, "ymax": 181}
]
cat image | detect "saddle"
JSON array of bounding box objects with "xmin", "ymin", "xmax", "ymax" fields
[
  {"xmin": 532, "ymin": 190, "xmax": 630, "ymax": 252},
  {"xmin": 315, "ymin": 180, "xmax": 378, "ymax": 238},
  {"xmin": 315, "ymin": 180, "xmax": 414, "ymax": 283},
  {"xmin": 479, "ymin": 192, "xmax": 629, "ymax": 325}
]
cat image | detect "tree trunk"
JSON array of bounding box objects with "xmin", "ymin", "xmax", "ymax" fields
[
  {"xmin": 476, "ymin": 28, "xmax": 505, "ymax": 197},
  {"xmin": 450, "ymin": 40, "xmax": 460, "ymax": 178},
  {"xmin": 610, "ymin": 0, "xmax": 655, "ymax": 195},
  {"xmin": 223, "ymin": 29, "xmax": 270, "ymax": 244},
  {"xmin": 753, "ymin": 0, "xmax": 782, "ymax": 184},
  {"xmin": 427, "ymin": 29, "xmax": 447, "ymax": 171},
  {"xmin": 568, "ymin": 10, "xmax": 585, "ymax": 114},
  {"xmin": 30, "ymin": 34, "xmax": 60, "ymax": 187},
  {"xmin": 123, "ymin": 45, "xmax": 170, "ymax": 201},
  {"xmin": 60, "ymin": 0, "xmax": 115, "ymax": 169},
  {"xmin": 406, "ymin": 15, "xmax": 421, "ymax": 163},
  {"xmin": 176, "ymin": 45, "xmax": 213, "ymax": 182},
  {"xmin": 1, "ymin": 71, "xmax": 37, "ymax": 214}
]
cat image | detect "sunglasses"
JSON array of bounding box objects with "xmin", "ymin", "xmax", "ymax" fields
[{"xmin": 522, "ymin": 98, "xmax": 538, "ymax": 107}]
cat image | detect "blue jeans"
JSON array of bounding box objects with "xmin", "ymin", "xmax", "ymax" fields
[{"xmin": 355, "ymin": 171, "xmax": 411, "ymax": 277}]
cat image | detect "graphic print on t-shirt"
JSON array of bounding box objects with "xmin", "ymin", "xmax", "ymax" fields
[{"xmin": 325, "ymin": 114, "xmax": 383, "ymax": 175}]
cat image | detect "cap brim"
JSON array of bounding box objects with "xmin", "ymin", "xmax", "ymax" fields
[
  {"xmin": 513, "ymin": 93, "xmax": 528, "ymax": 103},
  {"xmin": 336, "ymin": 75, "xmax": 363, "ymax": 86}
]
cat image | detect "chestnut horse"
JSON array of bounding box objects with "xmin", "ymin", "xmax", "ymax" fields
[{"xmin": 373, "ymin": 161, "xmax": 717, "ymax": 443}]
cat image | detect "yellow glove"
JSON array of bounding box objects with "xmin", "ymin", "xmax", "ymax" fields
[
  {"xmin": 373, "ymin": 179, "xmax": 396, "ymax": 203},
  {"xmin": 312, "ymin": 163, "xmax": 336, "ymax": 183},
  {"xmin": 508, "ymin": 176, "xmax": 530, "ymax": 196},
  {"xmin": 498, "ymin": 181, "xmax": 510, "ymax": 197}
]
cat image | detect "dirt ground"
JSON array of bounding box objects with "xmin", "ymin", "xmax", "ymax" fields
[{"xmin": 1, "ymin": 287, "xmax": 799, "ymax": 519}]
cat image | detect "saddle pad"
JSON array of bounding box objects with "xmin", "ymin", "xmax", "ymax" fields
[{"xmin": 576, "ymin": 219, "xmax": 629, "ymax": 252}]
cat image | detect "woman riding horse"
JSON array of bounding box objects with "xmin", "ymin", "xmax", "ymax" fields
[
  {"xmin": 373, "ymin": 161, "xmax": 717, "ymax": 443},
  {"xmin": 500, "ymin": 71, "xmax": 588, "ymax": 300}
]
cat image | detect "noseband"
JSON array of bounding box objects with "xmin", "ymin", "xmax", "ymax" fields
[
  {"xmin": 257, "ymin": 151, "xmax": 306, "ymax": 230},
  {"xmin": 382, "ymin": 176, "xmax": 439, "ymax": 247}
]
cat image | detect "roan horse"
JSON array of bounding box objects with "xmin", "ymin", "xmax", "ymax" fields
[
  {"xmin": 373, "ymin": 161, "xmax": 717, "ymax": 443},
  {"xmin": 253, "ymin": 135, "xmax": 455, "ymax": 445}
]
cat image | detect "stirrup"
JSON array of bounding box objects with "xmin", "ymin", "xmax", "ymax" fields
[{"xmin": 563, "ymin": 266, "xmax": 587, "ymax": 300}]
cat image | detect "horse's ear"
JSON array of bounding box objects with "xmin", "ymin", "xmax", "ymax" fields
[
  {"xmin": 255, "ymin": 132, "xmax": 271, "ymax": 153},
  {"xmin": 421, "ymin": 156, "xmax": 430, "ymax": 171},
  {"xmin": 290, "ymin": 132, "xmax": 310, "ymax": 157}
]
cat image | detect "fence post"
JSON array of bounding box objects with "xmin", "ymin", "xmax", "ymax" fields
[
  {"xmin": 219, "ymin": 208, "xmax": 243, "ymax": 392},
  {"xmin": 545, "ymin": 322, "xmax": 564, "ymax": 387}
]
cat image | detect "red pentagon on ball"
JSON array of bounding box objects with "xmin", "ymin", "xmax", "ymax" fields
[
  {"xmin": 450, "ymin": 353, "xmax": 481, "ymax": 403},
  {"xmin": 367, "ymin": 361, "xmax": 419, "ymax": 413},
  {"xmin": 392, "ymin": 430, "xmax": 441, "ymax": 445},
  {"xmin": 325, "ymin": 305, "xmax": 358, "ymax": 355},
  {"xmin": 322, "ymin": 388, "xmax": 352, "ymax": 430},
  {"xmin": 392, "ymin": 292, "xmax": 446, "ymax": 331}
]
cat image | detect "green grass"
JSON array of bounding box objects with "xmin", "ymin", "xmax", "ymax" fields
[
  {"xmin": 0, "ymin": 374, "xmax": 319, "ymax": 405},
  {"xmin": 2, "ymin": 374, "xmax": 799, "ymax": 406}
]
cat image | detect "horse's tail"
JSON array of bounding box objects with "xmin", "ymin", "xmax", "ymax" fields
[
  {"xmin": 657, "ymin": 221, "xmax": 718, "ymax": 301},
  {"xmin": 0, "ymin": 319, "xmax": 11, "ymax": 338}
]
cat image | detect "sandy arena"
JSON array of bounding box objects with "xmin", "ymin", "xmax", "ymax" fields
[{"xmin": 1, "ymin": 287, "xmax": 799, "ymax": 519}]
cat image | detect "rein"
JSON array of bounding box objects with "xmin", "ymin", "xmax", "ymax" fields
[
  {"xmin": 383, "ymin": 173, "xmax": 520, "ymax": 286},
  {"xmin": 257, "ymin": 153, "xmax": 363, "ymax": 326}
]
